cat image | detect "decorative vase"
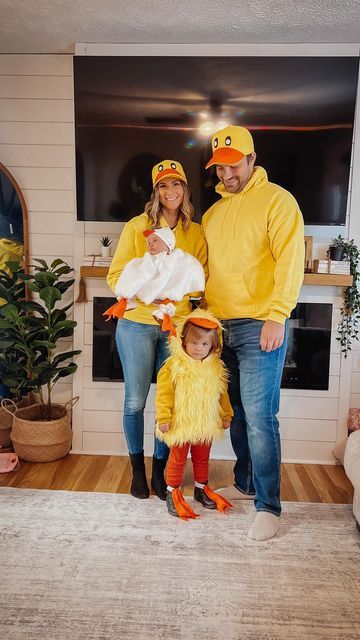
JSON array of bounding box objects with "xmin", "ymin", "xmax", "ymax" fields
[{"xmin": 101, "ymin": 245, "xmax": 111, "ymax": 258}]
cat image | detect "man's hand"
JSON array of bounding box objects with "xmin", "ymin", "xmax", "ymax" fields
[
  {"xmin": 260, "ymin": 320, "xmax": 285, "ymax": 352},
  {"xmin": 158, "ymin": 422, "xmax": 170, "ymax": 433},
  {"xmin": 222, "ymin": 420, "xmax": 231, "ymax": 429}
]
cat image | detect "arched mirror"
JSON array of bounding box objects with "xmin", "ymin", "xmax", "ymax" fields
[{"xmin": 0, "ymin": 161, "xmax": 29, "ymax": 275}]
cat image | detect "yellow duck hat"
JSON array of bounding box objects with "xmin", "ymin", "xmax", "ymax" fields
[
  {"xmin": 152, "ymin": 160, "xmax": 187, "ymax": 188},
  {"xmin": 175, "ymin": 308, "xmax": 223, "ymax": 344},
  {"xmin": 205, "ymin": 125, "xmax": 254, "ymax": 169}
]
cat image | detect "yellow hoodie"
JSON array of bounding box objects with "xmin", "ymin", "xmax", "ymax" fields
[
  {"xmin": 201, "ymin": 167, "xmax": 304, "ymax": 324},
  {"xmin": 107, "ymin": 213, "xmax": 208, "ymax": 325},
  {"xmin": 155, "ymin": 309, "xmax": 233, "ymax": 447}
]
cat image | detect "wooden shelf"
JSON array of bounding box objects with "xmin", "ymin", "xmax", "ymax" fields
[
  {"xmin": 80, "ymin": 266, "xmax": 109, "ymax": 278},
  {"xmin": 80, "ymin": 265, "xmax": 353, "ymax": 287},
  {"xmin": 303, "ymin": 273, "xmax": 353, "ymax": 286}
]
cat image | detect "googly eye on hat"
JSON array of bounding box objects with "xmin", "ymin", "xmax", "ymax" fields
[
  {"xmin": 205, "ymin": 126, "xmax": 254, "ymax": 169},
  {"xmin": 152, "ymin": 160, "xmax": 188, "ymax": 187}
]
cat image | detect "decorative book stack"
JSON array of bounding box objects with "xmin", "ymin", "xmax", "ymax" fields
[
  {"xmin": 313, "ymin": 259, "xmax": 350, "ymax": 275},
  {"xmin": 83, "ymin": 254, "xmax": 112, "ymax": 267}
]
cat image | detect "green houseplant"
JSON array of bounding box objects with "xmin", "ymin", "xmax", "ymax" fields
[
  {"xmin": 100, "ymin": 236, "xmax": 112, "ymax": 247},
  {"xmin": 0, "ymin": 261, "xmax": 35, "ymax": 400},
  {"xmin": 0, "ymin": 258, "xmax": 80, "ymax": 416},
  {"xmin": 328, "ymin": 236, "xmax": 360, "ymax": 358},
  {"xmin": 0, "ymin": 261, "xmax": 36, "ymax": 448},
  {"xmin": 0, "ymin": 258, "xmax": 81, "ymax": 461},
  {"xmin": 100, "ymin": 236, "xmax": 112, "ymax": 258},
  {"xmin": 327, "ymin": 234, "xmax": 346, "ymax": 261}
]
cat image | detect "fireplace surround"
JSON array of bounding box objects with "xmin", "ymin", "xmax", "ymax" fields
[{"xmin": 93, "ymin": 298, "xmax": 332, "ymax": 391}]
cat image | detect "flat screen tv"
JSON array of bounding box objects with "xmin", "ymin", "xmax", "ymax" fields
[{"xmin": 74, "ymin": 56, "xmax": 359, "ymax": 225}]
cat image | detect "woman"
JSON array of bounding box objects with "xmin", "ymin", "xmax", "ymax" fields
[{"xmin": 107, "ymin": 159, "xmax": 208, "ymax": 501}]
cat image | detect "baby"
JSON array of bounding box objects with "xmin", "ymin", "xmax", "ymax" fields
[{"xmin": 103, "ymin": 228, "xmax": 205, "ymax": 333}]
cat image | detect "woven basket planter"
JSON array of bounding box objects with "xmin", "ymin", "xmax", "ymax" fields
[
  {"xmin": 0, "ymin": 401, "xmax": 13, "ymax": 449},
  {"xmin": 10, "ymin": 403, "xmax": 73, "ymax": 462},
  {"xmin": 0, "ymin": 394, "xmax": 38, "ymax": 450}
]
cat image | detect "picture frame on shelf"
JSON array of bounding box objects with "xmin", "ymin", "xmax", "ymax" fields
[{"xmin": 304, "ymin": 236, "xmax": 313, "ymax": 272}]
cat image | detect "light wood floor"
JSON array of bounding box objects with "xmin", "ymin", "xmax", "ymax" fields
[{"xmin": 0, "ymin": 454, "xmax": 354, "ymax": 503}]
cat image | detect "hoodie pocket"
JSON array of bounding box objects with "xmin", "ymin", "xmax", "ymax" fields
[{"xmin": 206, "ymin": 273, "xmax": 256, "ymax": 316}]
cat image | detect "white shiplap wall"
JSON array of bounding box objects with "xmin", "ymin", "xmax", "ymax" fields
[
  {"xmin": 1, "ymin": 52, "xmax": 360, "ymax": 463},
  {"xmin": 0, "ymin": 54, "xmax": 75, "ymax": 407}
]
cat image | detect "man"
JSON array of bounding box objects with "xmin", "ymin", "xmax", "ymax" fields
[{"xmin": 202, "ymin": 126, "xmax": 304, "ymax": 541}]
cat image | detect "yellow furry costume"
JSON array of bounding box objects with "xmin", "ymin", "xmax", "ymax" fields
[{"xmin": 155, "ymin": 309, "xmax": 233, "ymax": 447}]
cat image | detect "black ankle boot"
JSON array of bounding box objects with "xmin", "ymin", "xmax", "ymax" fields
[
  {"xmin": 151, "ymin": 456, "xmax": 167, "ymax": 501},
  {"xmin": 129, "ymin": 452, "xmax": 149, "ymax": 499},
  {"xmin": 194, "ymin": 485, "xmax": 217, "ymax": 509},
  {"xmin": 166, "ymin": 490, "xmax": 179, "ymax": 517}
]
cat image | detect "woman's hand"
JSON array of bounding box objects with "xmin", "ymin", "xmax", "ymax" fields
[
  {"xmin": 222, "ymin": 420, "xmax": 231, "ymax": 429},
  {"xmin": 159, "ymin": 422, "xmax": 170, "ymax": 433}
]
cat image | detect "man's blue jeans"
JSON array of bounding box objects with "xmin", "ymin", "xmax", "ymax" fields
[
  {"xmin": 115, "ymin": 319, "xmax": 170, "ymax": 459},
  {"xmin": 221, "ymin": 319, "xmax": 287, "ymax": 516}
]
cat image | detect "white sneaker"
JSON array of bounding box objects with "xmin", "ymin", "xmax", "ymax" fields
[
  {"xmin": 248, "ymin": 512, "xmax": 280, "ymax": 541},
  {"xmin": 215, "ymin": 485, "xmax": 255, "ymax": 500}
]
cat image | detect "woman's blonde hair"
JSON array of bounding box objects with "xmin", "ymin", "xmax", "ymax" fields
[{"xmin": 144, "ymin": 181, "xmax": 194, "ymax": 230}]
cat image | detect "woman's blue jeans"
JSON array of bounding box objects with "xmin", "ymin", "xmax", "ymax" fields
[
  {"xmin": 115, "ymin": 318, "xmax": 170, "ymax": 459},
  {"xmin": 221, "ymin": 319, "xmax": 287, "ymax": 516}
]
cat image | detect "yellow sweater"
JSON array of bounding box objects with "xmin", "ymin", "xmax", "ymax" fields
[
  {"xmin": 107, "ymin": 213, "xmax": 208, "ymax": 325},
  {"xmin": 201, "ymin": 167, "xmax": 304, "ymax": 324},
  {"xmin": 155, "ymin": 310, "xmax": 233, "ymax": 447}
]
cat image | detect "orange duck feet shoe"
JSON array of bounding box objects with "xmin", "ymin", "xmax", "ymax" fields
[
  {"xmin": 194, "ymin": 486, "xmax": 217, "ymax": 509},
  {"xmin": 166, "ymin": 488, "xmax": 200, "ymax": 520},
  {"xmin": 166, "ymin": 490, "xmax": 179, "ymax": 518}
]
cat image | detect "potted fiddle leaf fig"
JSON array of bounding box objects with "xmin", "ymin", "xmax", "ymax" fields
[
  {"xmin": 0, "ymin": 261, "xmax": 30, "ymax": 400},
  {"xmin": 0, "ymin": 258, "xmax": 81, "ymax": 461},
  {"xmin": 0, "ymin": 261, "xmax": 37, "ymax": 449}
]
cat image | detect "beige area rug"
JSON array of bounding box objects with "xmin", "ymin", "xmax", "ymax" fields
[{"xmin": 0, "ymin": 488, "xmax": 359, "ymax": 640}]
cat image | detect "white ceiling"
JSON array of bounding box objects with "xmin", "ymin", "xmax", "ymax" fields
[{"xmin": 1, "ymin": 0, "xmax": 360, "ymax": 54}]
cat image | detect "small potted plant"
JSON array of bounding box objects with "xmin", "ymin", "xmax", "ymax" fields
[
  {"xmin": 327, "ymin": 235, "xmax": 346, "ymax": 261},
  {"xmin": 100, "ymin": 236, "xmax": 112, "ymax": 258}
]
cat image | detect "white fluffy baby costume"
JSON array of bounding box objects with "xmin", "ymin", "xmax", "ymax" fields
[{"xmin": 103, "ymin": 228, "xmax": 205, "ymax": 334}]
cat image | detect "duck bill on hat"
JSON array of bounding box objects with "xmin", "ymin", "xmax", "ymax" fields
[
  {"xmin": 154, "ymin": 167, "xmax": 184, "ymax": 186},
  {"xmin": 143, "ymin": 229, "xmax": 155, "ymax": 238},
  {"xmin": 189, "ymin": 317, "xmax": 218, "ymax": 329},
  {"xmin": 205, "ymin": 147, "xmax": 244, "ymax": 170}
]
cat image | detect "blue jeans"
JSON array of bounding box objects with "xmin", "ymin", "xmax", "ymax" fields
[
  {"xmin": 115, "ymin": 319, "xmax": 170, "ymax": 459},
  {"xmin": 221, "ymin": 319, "xmax": 287, "ymax": 516}
]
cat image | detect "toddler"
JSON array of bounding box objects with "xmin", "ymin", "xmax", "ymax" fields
[{"xmin": 156, "ymin": 309, "xmax": 234, "ymax": 519}]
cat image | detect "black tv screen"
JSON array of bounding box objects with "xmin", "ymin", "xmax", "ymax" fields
[{"xmin": 74, "ymin": 56, "xmax": 359, "ymax": 225}]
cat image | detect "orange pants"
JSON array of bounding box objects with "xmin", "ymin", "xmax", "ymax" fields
[{"xmin": 165, "ymin": 442, "xmax": 212, "ymax": 488}]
